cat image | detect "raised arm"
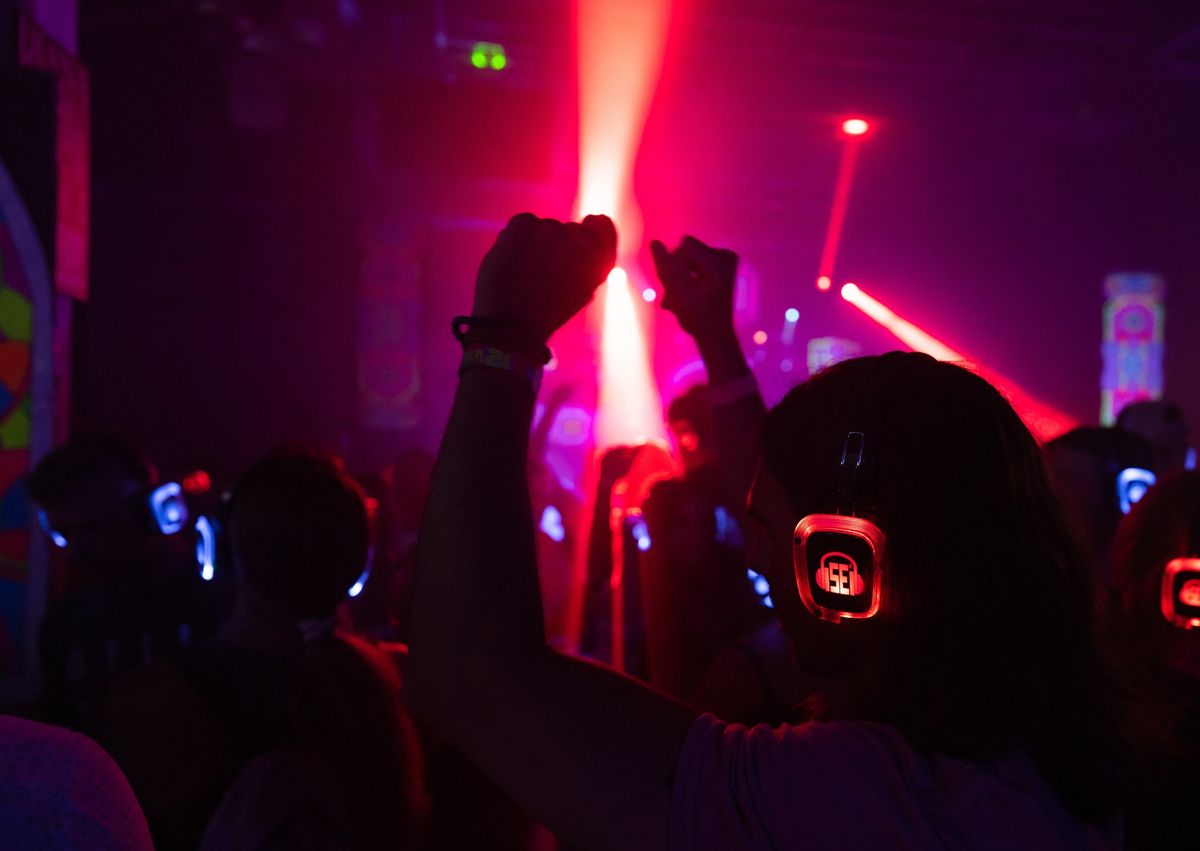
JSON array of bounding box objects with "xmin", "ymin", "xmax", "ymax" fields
[
  {"xmin": 651, "ymin": 237, "xmax": 767, "ymax": 513},
  {"xmin": 406, "ymin": 214, "xmax": 696, "ymax": 851}
]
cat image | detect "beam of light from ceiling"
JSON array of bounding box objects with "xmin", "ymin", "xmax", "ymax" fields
[
  {"xmin": 840, "ymin": 283, "xmax": 1078, "ymax": 442},
  {"xmin": 574, "ymin": 0, "xmax": 672, "ymax": 447},
  {"xmin": 815, "ymin": 118, "xmax": 872, "ymax": 291}
]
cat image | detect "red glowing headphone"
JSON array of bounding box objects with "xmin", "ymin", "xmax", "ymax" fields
[
  {"xmin": 1161, "ymin": 518, "xmax": 1200, "ymax": 630},
  {"xmin": 791, "ymin": 356, "xmax": 906, "ymax": 624},
  {"xmin": 793, "ymin": 431, "xmax": 887, "ymax": 623},
  {"xmin": 1162, "ymin": 558, "xmax": 1200, "ymax": 629}
]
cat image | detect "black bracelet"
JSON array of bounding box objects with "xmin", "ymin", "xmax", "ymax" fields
[{"xmin": 451, "ymin": 315, "xmax": 552, "ymax": 365}]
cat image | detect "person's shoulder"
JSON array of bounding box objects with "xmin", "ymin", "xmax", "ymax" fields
[
  {"xmin": 0, "ymin": 713, "xmax": 105, "ymax": 766},
  {"xmin": 0, "ymin": 715, "xmax": 154, "ymax": 850}
]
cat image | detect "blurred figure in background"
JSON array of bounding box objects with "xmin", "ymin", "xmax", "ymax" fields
[
  {"xmin": 183, "ymin": 451, "xmax": 426, "ymax": 851},
  {"xmin": 638, "ymin": 475, "xmax": 764, "ymax": 701},
  {"xmin": 1117, "ymin": 399, "xmax": 1192, "ymax": 478},
  {"xmin": 1044, "ymin": 426, "xmax": 1155, "ymax": 583},
  {"xmin": 27, "ymin": 435, "xmax": 221, "ymax": 729},
  {"xmin": 1111, "ymin": 470, "xmax": 1200, "ymax": 849}
]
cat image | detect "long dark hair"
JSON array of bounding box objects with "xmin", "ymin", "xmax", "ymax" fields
[{"xmin": 760, "ymin": 353, "xmax": 1139, "ymax": 819}]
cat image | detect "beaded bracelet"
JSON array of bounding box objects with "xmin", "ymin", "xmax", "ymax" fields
[
  {"xmin": 459, "ymin": 344, "xmax": 544, "ymax": 395},
  {"xmin": 452, "ymin": 316, "xmax": 551, "ymax": 365}
]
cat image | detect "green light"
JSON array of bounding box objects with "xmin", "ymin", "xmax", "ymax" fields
[
  {"xmin": 470, "ymin": 49, "xmax": 487, "ymax": 69},
  {"xmin": 490, "ymin": 52, "xmax": 507, "ymax": 71}
]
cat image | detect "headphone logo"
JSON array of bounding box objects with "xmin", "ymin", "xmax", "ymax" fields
[{"xmin": 816, "ymin": 552, "xmax": 865, "ymax": 596}]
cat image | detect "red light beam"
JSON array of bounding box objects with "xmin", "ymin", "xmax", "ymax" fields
[
  {"xmin": 816, "ymin": 135, "xmax": 863, "ymax": 290},
  {"xmin": 840, "ymin": 282, "xmax": 1077, "ymax": 442}
]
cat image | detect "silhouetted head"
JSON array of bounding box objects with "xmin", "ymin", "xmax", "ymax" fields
[
  {"xmin": 1117, "ymin": 399, "xmax": 1191, "ymax": 477},
  {"xmin": 1044, "ymin": 426, "xmax": 1155, "ymax": 577},
  {"xmin": 753, "ymin": 353, "xmax": 1114, "ymax": 814},
  {"xmin": 27, "ymin": 435, "xmax": 161, "ymax": 575},
  {"xmin": 228, "ymin": 452, "xmax": 370, "ymax": 622}
]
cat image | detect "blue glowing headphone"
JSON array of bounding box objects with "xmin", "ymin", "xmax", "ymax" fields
[
  {"xmin": 1116, "ymin": 466, "xmax": 1156, "ymax": 516},
  {"xmin": 39, "ymin": 480, "xmax": 190, "ymax": 549},
  {"xmin": 198, "ymin": 462, "xmax": 376, "ymax": 597}
]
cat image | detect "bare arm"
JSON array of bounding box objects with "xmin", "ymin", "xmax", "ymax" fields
[
  {"xmin": 406, "ymin": 215, "xmax": 696, "ymax": 851},
  {"xmin": 651, "ymin": 237, "xmax": 767, "ymax": 511}
]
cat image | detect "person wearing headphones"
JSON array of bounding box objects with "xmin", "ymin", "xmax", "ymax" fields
[
  {"xmin": 1110, "ymin": 470, "xmax": 1200, "ymax": 848},
  {"xmin": 184, "ymin": 451, "xmax": 427, "ymax": 851},
  {"xmin": 406, "ymin": 212, "xmax": 1159, "ymax": 850},
  {"xmin": 28, "ymin": 434, "xmax": 221, "ymax": 729}
]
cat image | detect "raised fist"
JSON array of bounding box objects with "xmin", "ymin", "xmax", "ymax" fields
[
  {"xmin": 473, "ymin": 213, "xmax": 618, "ymax": 343},
  {"xmin": 649, "ymin": 235, "xmax": 739, "ymax": 344}
]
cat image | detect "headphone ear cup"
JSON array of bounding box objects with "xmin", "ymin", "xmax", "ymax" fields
[
  {"xmin": 148, "ymin": 482, "xmax": 188, "ymax": 535},
  {"xmin": 794, "ymin": 514, "xmax": 886, "ymax": 623},
  {"xmin": 1162, "ymin": 558, "xmax": 1200, "ymax": 629}
]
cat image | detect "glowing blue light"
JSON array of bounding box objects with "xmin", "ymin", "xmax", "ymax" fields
[
  {"xmin": 540, "ymin": 505, "xmax": 566, "ymax": 543},
  {"xmin": 632, "ymin": 519, "xmax": 651, "ymax": 552},
  {"xmin": 1116, "ymin": 467, "xmax": 1156, "ymax": 515},
  {"xmin": 715, "ymin": 507, "xmax": 729, "ymax": 543},
  {"xmin": 785, "ymin": 308, "xmax": 800, "ymax": 323},
  {"xmin": 746, "ymin": 567, "xmax": 774, "ymax": 608},
  {"xmin": 348, "ymin": 568, "xmax": 370, "ymax": 598},
  {"xmin": 150, "ymin": 482, "xmax": 188, "ymax": 534},
  {"xmin": 642, "ymin": 288, "xmax": 657, "ymax": 302},
  {"xmin": 1187, "ymin": 448, "xmax": 1197, "ymax": 471},
  {"xmin": 195, "ymin": 516, "xmax": 216, "ymax": 581},
  {"xmin": 38, "ymin": 510, "xmax": 67, "ymax": 549}
]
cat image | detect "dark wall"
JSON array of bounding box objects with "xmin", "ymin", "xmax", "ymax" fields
[{"xmin": 79, "ymin": 7, "xmax": 358, "ymax": 484}]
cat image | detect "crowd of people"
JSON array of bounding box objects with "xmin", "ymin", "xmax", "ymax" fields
[{"xmin": 2, "ymin": 211, "xmax": 1197, "ymax": 850}]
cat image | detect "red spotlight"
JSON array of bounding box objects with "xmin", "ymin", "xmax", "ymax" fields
[
  {"xmin": 817, "ymin": 275, "xmax": 832, "ymax": 291},
  {"xmin": 841, "ymin": 117, "xmax": 870, "ymax": 137}
]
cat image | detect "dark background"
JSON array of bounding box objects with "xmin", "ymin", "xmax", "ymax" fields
[{"xmin": 74, "ymin": 0, "xmax": 1200, "ymax": 484}]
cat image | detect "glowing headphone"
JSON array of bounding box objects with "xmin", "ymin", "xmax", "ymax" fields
[
  {"xmin": 205, "ymin": 460, "xmax": 377, "ymax": 598},
  {"xmin": 39, "ymin": 481, "xmax": 190, "ymax": 550},
  {"xmin": 792, "ymin": 430, "xmax": 887, "ymax": 623},
  {"xmin": 791, "ymin": 357, "xmax": 903, "ymax": 623},
  {"xmin": 1160, "ymin": 517, "xmax": 1200, "ymax": 630},
  {"xmin": 1116, "ymin": 467, "xmax": 1156, "ymax": 516},
  {"xmin": 1161, "ymin": 559, "xmax": 1200, "ymax": 629}
]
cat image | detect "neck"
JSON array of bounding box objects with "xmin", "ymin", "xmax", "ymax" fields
[{"xmin": 222, "ymin": 592, "xmax": 304, "ymax": 653}]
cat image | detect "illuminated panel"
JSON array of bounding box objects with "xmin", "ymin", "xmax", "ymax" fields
[
  {"xmin": 1100, "ymin": 273, "xmax": 1165, "ymax": 426},
  {"xmin": 840, "ymin": 283, "xmax": 1077, "ymax": 442}
]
